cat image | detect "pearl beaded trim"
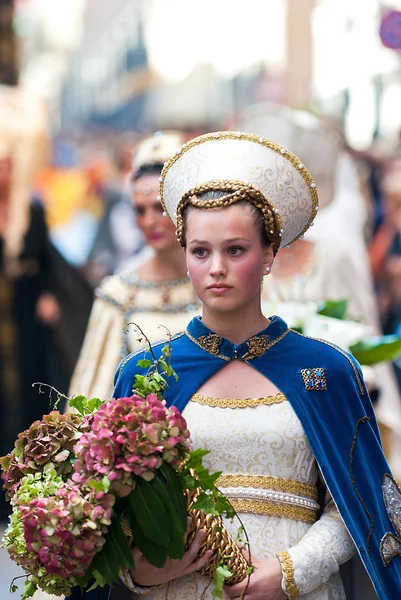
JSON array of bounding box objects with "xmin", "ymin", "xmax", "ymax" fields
[{"xmin": 219, "ymin": 486, "xmax": 319, "ymax": 511}]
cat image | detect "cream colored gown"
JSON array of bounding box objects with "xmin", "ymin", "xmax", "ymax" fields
[{"xmin": 127, "ymin": 392, "xmax": 355, "ymax": 599}]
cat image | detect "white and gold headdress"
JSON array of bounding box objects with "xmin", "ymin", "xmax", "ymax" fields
[
  {"xmin": 235, "ymin": 103, "xmax": 342, "ymax": 211},
  {"xmin": 159, "ymin": 131, "xmax": 319, "ymax": 251},
  {"xmin": 132, "ymin": 131, "xmax": 185, "ymax": 179}
]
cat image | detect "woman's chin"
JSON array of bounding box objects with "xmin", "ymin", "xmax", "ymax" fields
[{"xmin": 202, "ymin": 297, "xmax": 243, "ymax": 313}]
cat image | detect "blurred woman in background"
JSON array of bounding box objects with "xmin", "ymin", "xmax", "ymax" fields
[{"xmin": 69, "ymin": 131, "xmax": 200, "ymax": 401}]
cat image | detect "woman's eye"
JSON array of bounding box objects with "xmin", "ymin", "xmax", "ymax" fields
[
  {"xmin": 193, "ymin": 248, "xmax": 207, "ymax": 257},
  {"xmin": 228, "ymin": 246, "xmax": 243, "ymax": 255}
]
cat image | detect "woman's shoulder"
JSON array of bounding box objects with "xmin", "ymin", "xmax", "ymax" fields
[
  {"xmin": 288, "ymin": 328, "xmax": 358, "ymax": 363},
  {"xmin": 95, "ymin": 268, "xmax": 139, "ymax": 308},
  {"xmin": 286, "ymin": 328, "xmax": 364, "ymax": 390}
]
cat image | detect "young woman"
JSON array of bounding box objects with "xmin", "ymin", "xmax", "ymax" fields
[
  {"xmin": 112, "ymin": 132, "xmax": 401, "ymax": 600},
  {"xmin": 68, "ymin": 131, "xmax": 200, "ymax": 400}
]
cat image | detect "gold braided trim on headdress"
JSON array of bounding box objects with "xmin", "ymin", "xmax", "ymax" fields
[
  {"xmin": 175, "ymin": 179, "xmax": 284, "ymax": 251},
  {"xmin": 159, "ymin": 131, "xmax": 319, "ymax": 249}
]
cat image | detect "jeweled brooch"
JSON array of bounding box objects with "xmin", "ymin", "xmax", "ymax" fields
[{"xmin": 301, "ymin": 368, "xmax": 327, "ymax": 391}]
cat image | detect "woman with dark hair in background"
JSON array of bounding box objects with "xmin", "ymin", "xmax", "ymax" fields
[{"xmin": 68, "ymin": 131, "xmax": 199, "ymax": 402}]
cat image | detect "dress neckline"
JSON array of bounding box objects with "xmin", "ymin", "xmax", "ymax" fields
[
  {"xmin": 185, "ymin": 315, "xmax": 289, "ymax": 361},
  {"xmin": 117, "ymin": 272, "xmax": 191, "ymax": 289}
]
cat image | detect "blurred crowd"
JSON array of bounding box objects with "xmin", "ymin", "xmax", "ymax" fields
[{"xmin": 1, "ymin": 91, "xmax": 401, "ymax": 520}]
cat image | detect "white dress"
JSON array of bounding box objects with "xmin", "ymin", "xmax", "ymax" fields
[{"xmin": 131, "ymin": 393, "xmax": 355, "ymax": 599}]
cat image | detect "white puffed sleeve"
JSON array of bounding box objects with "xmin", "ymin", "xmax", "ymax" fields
[{"xmin": 277, "ymin": 491, "xmax": 356, "ymax": 598}]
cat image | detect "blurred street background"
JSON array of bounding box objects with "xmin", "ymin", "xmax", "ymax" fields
[{"xmin": 1, "ymin": 0, "xmax": 401, "ymax": 596}]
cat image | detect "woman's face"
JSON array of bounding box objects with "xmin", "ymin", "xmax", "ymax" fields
[
  {"xmin": 132, "ymin": 173, "xmax": 177, "ymax": 252},
  {"xmin": 185, "ymin": 204, "xmax": 274, "ymax": 314}
]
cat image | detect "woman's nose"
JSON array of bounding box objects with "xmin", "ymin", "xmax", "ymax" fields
[{"xmin": 209, "ymin": 254, "xmax": 227, "ymax": 277}]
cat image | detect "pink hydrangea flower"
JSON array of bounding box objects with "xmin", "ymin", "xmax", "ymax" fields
[
  {"xmin": 20, "ymin": 484, "xmax": 114, "ymax": 580},
  {"xmin": 72, "ymin": 394, "xmax": 191, "ymax": 496}
]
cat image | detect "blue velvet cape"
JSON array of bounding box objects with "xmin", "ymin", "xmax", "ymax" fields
[{"xmin": 68, "ymin": 315, "xmax": 401, "ymax": 599}]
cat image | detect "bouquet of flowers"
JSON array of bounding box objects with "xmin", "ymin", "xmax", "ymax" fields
[{"xmin": 0, "ymin": 338, "xmax": 249, "ymax": 599}]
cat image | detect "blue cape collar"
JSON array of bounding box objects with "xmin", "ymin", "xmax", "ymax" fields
[{"xmin": 185, "ymin": 315, "xmax": 289, "ymax": 361}]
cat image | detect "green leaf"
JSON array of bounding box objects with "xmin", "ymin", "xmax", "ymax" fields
[
  {"xmin": 125, "ymin": 500, "xmax": 168, "ymax": 567},
  {"xmin": 180, "ymin": 473, "xmax": 198, "ymax": 491},
  {"xmin": 68, "ymin": 394, "xmax": 88, "ymax": 415},
  {"xmin": 214, "ymin": 495, "xmax": 235, "ymax": 519},
  {"xmin": 129, "ymin": 478, "xmax": 172, "ymax": 546},
  {"xmin": 21, "ymin": 580, "xmax": 37, "ymax": 600},
  {"xmin": 88, "ymin": 546, "xmax": 120, "ymax": 587},
  {"xmin": 87, "ymin": 397, "xmax": 104, "ymax": 412},
  {"xmin": 149, "ymin": 475, "xmax": 185, "ymax": 559},
  {"xmin": 107, "ymin": 515, "xmax": 135, "ymax": 569},
  {"xmin": 196, "ymin": 469, "xmax": 221, "ymax": 491},
  {"xmin": 317, "ymin": 299, "xmax": 348, "ymax": 320},
  {"xmin": 211, "ymin": 565, "xmax": 233, "ymax": 599},
  {"xmin": 349, "ymin": 335, "xmax": 401, "ymax": 365},
  {"xmin": 192, "ymin": 492, "xmax": 219, "ymax": 515},
  {"xmin": 85, "ymin": 513, "xmax": 132, "ymax": 587},
  {"xmin": 137, "ymin": 359, "xmax": 153, "ymax": 369},
  {"xmin": 159, "ymin": 359, "xmax": 169, "ymax": 373},
  {"xmin": 160, "ymin": 463, "xmax": 188, "ymax": 526},
  {"xmin": 86, "ymin": 572, "xmax": 105, "ymax": 591},
  {"xmin": 186, "ymin": 448, "xmax": 210, "ymax": 471}
]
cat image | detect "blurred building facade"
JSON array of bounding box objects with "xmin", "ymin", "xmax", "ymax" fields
[
  {"xmin": 4, "ymin": 0, "xmax": 399, "ymax": 149},
  {"xmin": 59, "ymin": 0, "xmax": 153, "ymax": 131}
]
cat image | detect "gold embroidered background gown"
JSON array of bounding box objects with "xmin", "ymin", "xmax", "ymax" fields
[
  {"xmin": 69, "ymin": 268, "xmax": 199, "ymax": 400},
  {"xmin": 130, "ymin": 392, "xmax": 355, "ymax": 599}
]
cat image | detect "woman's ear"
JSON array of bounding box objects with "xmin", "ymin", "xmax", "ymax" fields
[{"xmin": 262, "ymin": 243, "xmax": 275, "ymax": 275}]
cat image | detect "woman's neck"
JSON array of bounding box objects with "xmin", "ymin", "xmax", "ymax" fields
[
  {"xmin": 202, "ymin": 301, "xmax": 269, "ymax": 346},
  {"xmin": 138, "ymin": 246, "xmax": 187, "ymax": 282}
]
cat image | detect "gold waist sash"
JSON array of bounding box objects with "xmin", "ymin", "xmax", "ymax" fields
[{"xmin": 217, "ymin": 474, "xmax": 319, "ymax": 524}]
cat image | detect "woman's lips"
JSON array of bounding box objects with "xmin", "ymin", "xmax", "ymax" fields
[
  {"xmin": 148, "ymin": 231, "xmax": 163, "ymax": 241},
  {"xmin": 207, "ymin": 284, "xmax": 233, "ymax": 294}
]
